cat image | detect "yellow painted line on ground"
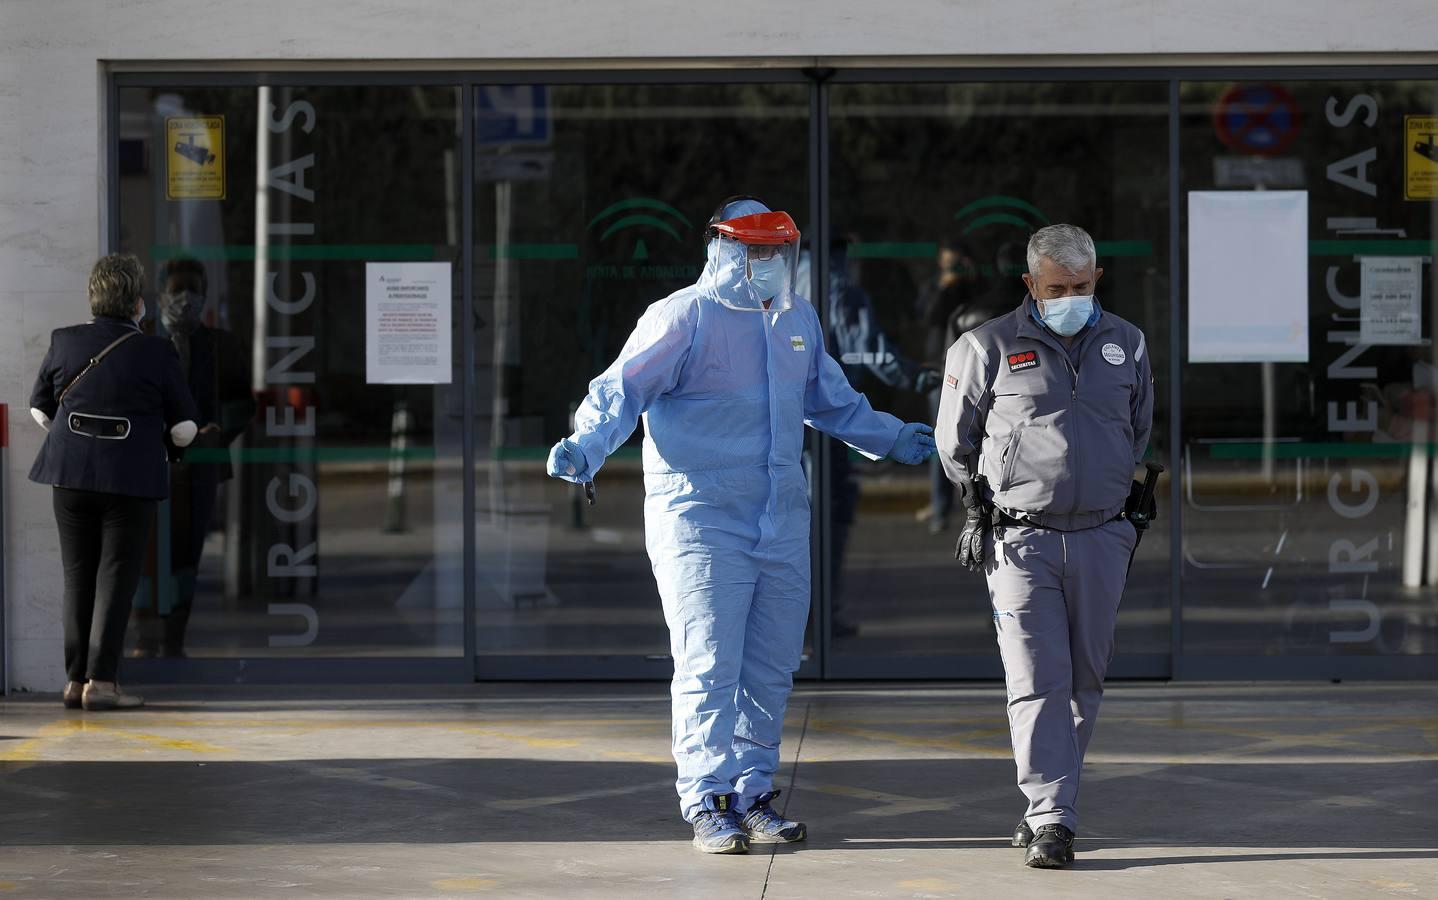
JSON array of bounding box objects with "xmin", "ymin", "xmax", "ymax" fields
[
  {"xmin": 600, "ymin": 750, "xmax": 671, "ymax": 763},
  {"xmin": 797, "ymin": 713, "xmax": 1438, "ymax": 727},
  {"xmin": 1370, "ymin": 879, "xmax": 1418, "ymax": 891},
  {"xmin": 453, "ymin": 727, "xmax": 581, "ymax": 749},
  {"xmin": 72, "ymin": 716, "xmax": 666, "ymax": 732},
  {"xmin": 898, "ymin": 878, "xmax": 962, "ymax": 891},
  {"xmin": 1423, "ymin": 722, "xmax": 1438, "ymax": 752},
  {"xmin": 73, "ymin": 722, "xmax": 229, "ymax": 754},
  {"xmin": 0, "ymin": 719, "xmax": 84, "ymax": 762},
  {"xmin": 1161, "ymin": 720, "xmax": 1438, "ymax": 756},
  {"xmin": 432, "ymin": 877, "xmax": 498, "ymax": 891},
  {"xmin": 0, "ymin": 880, "xmax": 18, "ymax": 891},
  {"xmin": 808, "ymin": 720, "xmax": 1012, "ymax": 757}
]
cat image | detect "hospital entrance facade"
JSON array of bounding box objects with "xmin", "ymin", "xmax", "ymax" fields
[{"xmin": 22, "ymin": 64, "xmax": 1435, "ymax": 687}]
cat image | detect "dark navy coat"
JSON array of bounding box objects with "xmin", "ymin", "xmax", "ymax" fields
[{"xmin": 29, "ymin": 315, "xmax": 199, "ymax": 499}]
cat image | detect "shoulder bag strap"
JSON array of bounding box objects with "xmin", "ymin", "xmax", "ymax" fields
[{"xmin": 56, "ymin": 330, "xmax": 139, "ymax": 408}]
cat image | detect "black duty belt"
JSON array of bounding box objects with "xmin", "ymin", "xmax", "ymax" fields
[
  {"xmin": 993, "ymin": 509, "xmax": 1126, "ymax": 530},
  {"xmin": 67, "ymin": 412, "xmax": 131, "ymax": 440}
]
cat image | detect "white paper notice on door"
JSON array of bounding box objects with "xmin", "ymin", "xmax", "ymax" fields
[
  {"xmin": 1187, "ymin": 190, "xmax": 1309, "ymax": 363},
  {"xmin": 1359, "ymin": 256, "xmax": 1423, "ymax": 346},
  {"xmin": 366, "ymin": 262, "xmax": 452, "ymax": 384}
]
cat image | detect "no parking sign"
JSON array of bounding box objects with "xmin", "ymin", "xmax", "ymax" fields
[{"xmin": 1214, "ymin": 83, "xmax": 1301, "ymax": 156}]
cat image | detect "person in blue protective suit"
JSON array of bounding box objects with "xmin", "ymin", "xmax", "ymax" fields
[{"xmin": 546, "ymin": 197, "xmax": 936, "ymax": 855}]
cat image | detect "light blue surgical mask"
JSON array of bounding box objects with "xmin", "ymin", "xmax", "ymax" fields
[
  {"xmin": 1038, "ymin": 294, "xmax": 1094, "ymax": 337},
  {"xmin": 747, "ymin": 256, "xmax": 788, "ymax": 301}
]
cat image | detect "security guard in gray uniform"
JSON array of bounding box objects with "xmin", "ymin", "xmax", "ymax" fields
[{"xmin": 935, "ymin": 224, "xmax": 1154, "ymax": 869}]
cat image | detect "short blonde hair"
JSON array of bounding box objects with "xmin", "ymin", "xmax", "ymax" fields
[{"xmin": 88, "ymin": 253, "xmax": 144, "ymax": 318}]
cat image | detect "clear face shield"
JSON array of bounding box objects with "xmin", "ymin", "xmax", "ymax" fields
[{"xmin": 704, "ymin": 211, "xmax": 802, "ymax": 313}]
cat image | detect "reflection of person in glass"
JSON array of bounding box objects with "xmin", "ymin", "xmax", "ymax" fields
[
  {"xmin": 133, "ymin": 258, "xmax": 255, "ymax": 658},
  {"xmin": 915, "ymin": 238, "xmax": 981, "ymax": 533},
  {"xmin": 799, "ymin": 240, "xmax": 940, "ymax": 637},
  {"xmin": 546, "ymin": 197, "xmax": 935, "ymax": 854},
  {"xmin": 936, "ymin": 225, "xmax": 1154, "ymax": 869}
]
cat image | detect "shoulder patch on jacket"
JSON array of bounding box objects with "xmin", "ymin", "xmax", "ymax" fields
[
  {"xmin": 944, "ymin": 373, "xmax": 959, "ymax": 389},
  {"xmin": 1007, "ymin": 351, "xmax": 1039, "ymax": 373}
]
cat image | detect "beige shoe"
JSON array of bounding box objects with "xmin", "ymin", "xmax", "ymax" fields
[
  {"xmin": 82, "ymin": 681, "xmax": 144, "ymax": 711},
  {"xmin": 62, "ymin": 681, "xmax": 84, "ymax": 709}
]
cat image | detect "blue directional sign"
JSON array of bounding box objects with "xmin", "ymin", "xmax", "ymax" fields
[{"xmin": 477, "ymin": 85, "xmax": 551, "ymax": 146}]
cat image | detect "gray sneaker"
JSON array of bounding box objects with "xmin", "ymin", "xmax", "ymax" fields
[
  {"xmin": 82, "ymin": 681, "xmax": 144, "ymax": 711},
  {"xmin": 692, "ymin": 793, "xmax": 749, "ymax": 854},
  {"xmin": 738, "ymin": 790, "xmax": 806, "ymax": 843}
]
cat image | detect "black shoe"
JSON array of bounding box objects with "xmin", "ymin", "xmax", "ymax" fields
[
  {"xmin": 1011, "ymin": 818, "xmax": 1034, "ymax": 848},
  {"xmin": 1023, "ymin": 824, "xmax": 1075, "ymax": 868}
]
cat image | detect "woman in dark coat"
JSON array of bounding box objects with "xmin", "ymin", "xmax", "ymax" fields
[{"xmin": 28, "ymin": 253, "xmax": 198, "ymax": 710}]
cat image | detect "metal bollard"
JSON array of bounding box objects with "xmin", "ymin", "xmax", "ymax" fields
[{"xmin": 383, "ymin": 399, "xmax": 411, "ymax": 533}]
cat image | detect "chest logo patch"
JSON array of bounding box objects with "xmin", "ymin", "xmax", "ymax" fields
[
  {"xmin": 1101, "ymin": 343, "xmax": 1126, "ymax": 366},
  {"xmin": 944, "ymin": 373, "xmax": 959, "ymax": 389},
  {"xmin": 790, "ymin": 336, "xmax": 806, "ymax": 351},
  {"xmin": 1007, "ymin": 351, "xmax": 1039, "ymax": 373}
]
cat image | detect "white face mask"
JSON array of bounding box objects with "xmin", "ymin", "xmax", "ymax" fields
[{"xmin": 133, "ymin": 299, "xmax": 147, "ymax": 325}]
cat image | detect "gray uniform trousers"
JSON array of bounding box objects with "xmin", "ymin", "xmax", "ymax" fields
[{"xmin": 984, "ymin": 517, "xmax": 1136, "ymax": 831}]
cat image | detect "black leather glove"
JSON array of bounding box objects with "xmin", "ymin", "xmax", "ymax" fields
[
  {"xmin": 1124, "ymin": 478, "xmax": 1158, "ymax": 532},
  {"xmin": 955, "ymin": 506, "xmax": 988, "ymax": 571},
  {"xmin": 953, "ymin": 474, "xmax": 991, "ymax": 572}
]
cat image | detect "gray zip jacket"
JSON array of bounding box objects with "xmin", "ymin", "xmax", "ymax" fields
[{"xmin": 936, "ymin": 296, "xmax": 1153, "ymax": 531}]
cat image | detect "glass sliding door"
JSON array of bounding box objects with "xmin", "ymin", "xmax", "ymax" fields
[
  {"xmin": 1178, "ymin": 78, "xmax": 1438, "ymax": 676},
  {"xmin": 824, "ymin": 79, "xmax": 1173, "ymax": 676},
  {"xmin": 469, "ymin": 81, "xmax": 813, "ymax": 676},
  {"xmin": 116, "ymin": 82, "xmax": 465, "ymax": 665}
]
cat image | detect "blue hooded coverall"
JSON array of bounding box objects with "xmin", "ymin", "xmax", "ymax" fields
[{"xmin": 563, "ymin": 204, "xmax": 905, "ymax": 821}]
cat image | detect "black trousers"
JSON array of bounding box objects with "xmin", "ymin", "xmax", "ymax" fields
[{"xmin": 53, "ymin": 487, "xmax": 155, "ymax": 683}]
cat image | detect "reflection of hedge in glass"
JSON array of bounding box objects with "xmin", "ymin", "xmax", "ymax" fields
[{"xmin": 471, "ymin": 84, "xmax": 811, "ymax": 448}]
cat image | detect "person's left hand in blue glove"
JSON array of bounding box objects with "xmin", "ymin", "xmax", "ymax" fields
[{"xmin": 888, "ymin": 422, "xmax": 936, "ymax": 465}]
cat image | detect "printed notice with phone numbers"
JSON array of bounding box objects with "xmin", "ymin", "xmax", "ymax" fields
[{"xmin": 1360, "ymin": 256, "xmax": 1423, "ymax": 346}]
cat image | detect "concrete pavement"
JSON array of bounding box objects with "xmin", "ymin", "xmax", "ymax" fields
[{"xmin": 1, "ymin": 682, "xmax": 1435, "ymax": 898}]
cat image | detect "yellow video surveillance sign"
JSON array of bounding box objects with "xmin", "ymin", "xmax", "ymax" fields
[
  {"xmin": 166, "ymin": 116, "xmax": 225, "ymax": 200},
  {"xmin": 1405, "ymin": 115, "xmax": 1438, "ymax": 201}
]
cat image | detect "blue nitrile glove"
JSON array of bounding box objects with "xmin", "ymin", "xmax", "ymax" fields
[
  {"xmin": 546, "ymin": 438, "xmax": 592, "ymax": 484},
  {"xmin": 888, "ymin": 422, "xmax": 936, "ymax": 465}
]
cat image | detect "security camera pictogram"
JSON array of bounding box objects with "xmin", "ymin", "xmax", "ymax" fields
[
  {"xmin": 1415, "ymin": 131, "xmax": 1438, "ymax": 165},
  {"xmin": 173, "ymin": 132, "xmax": 217, "ymax": 166}
]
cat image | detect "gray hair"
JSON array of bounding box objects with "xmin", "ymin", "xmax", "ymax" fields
[
  {"xmin": 1026, "ymin": 224, "xmax": 1096, "ymax": 278},
  {"xmin": 88, "ymin": 253, "xmax": 145, "ymax": 319}
]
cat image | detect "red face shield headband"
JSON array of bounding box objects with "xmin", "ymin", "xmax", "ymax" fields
[{"xmin": 708, "ymin": 211, "xmax": 801, "ymax": 247}]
